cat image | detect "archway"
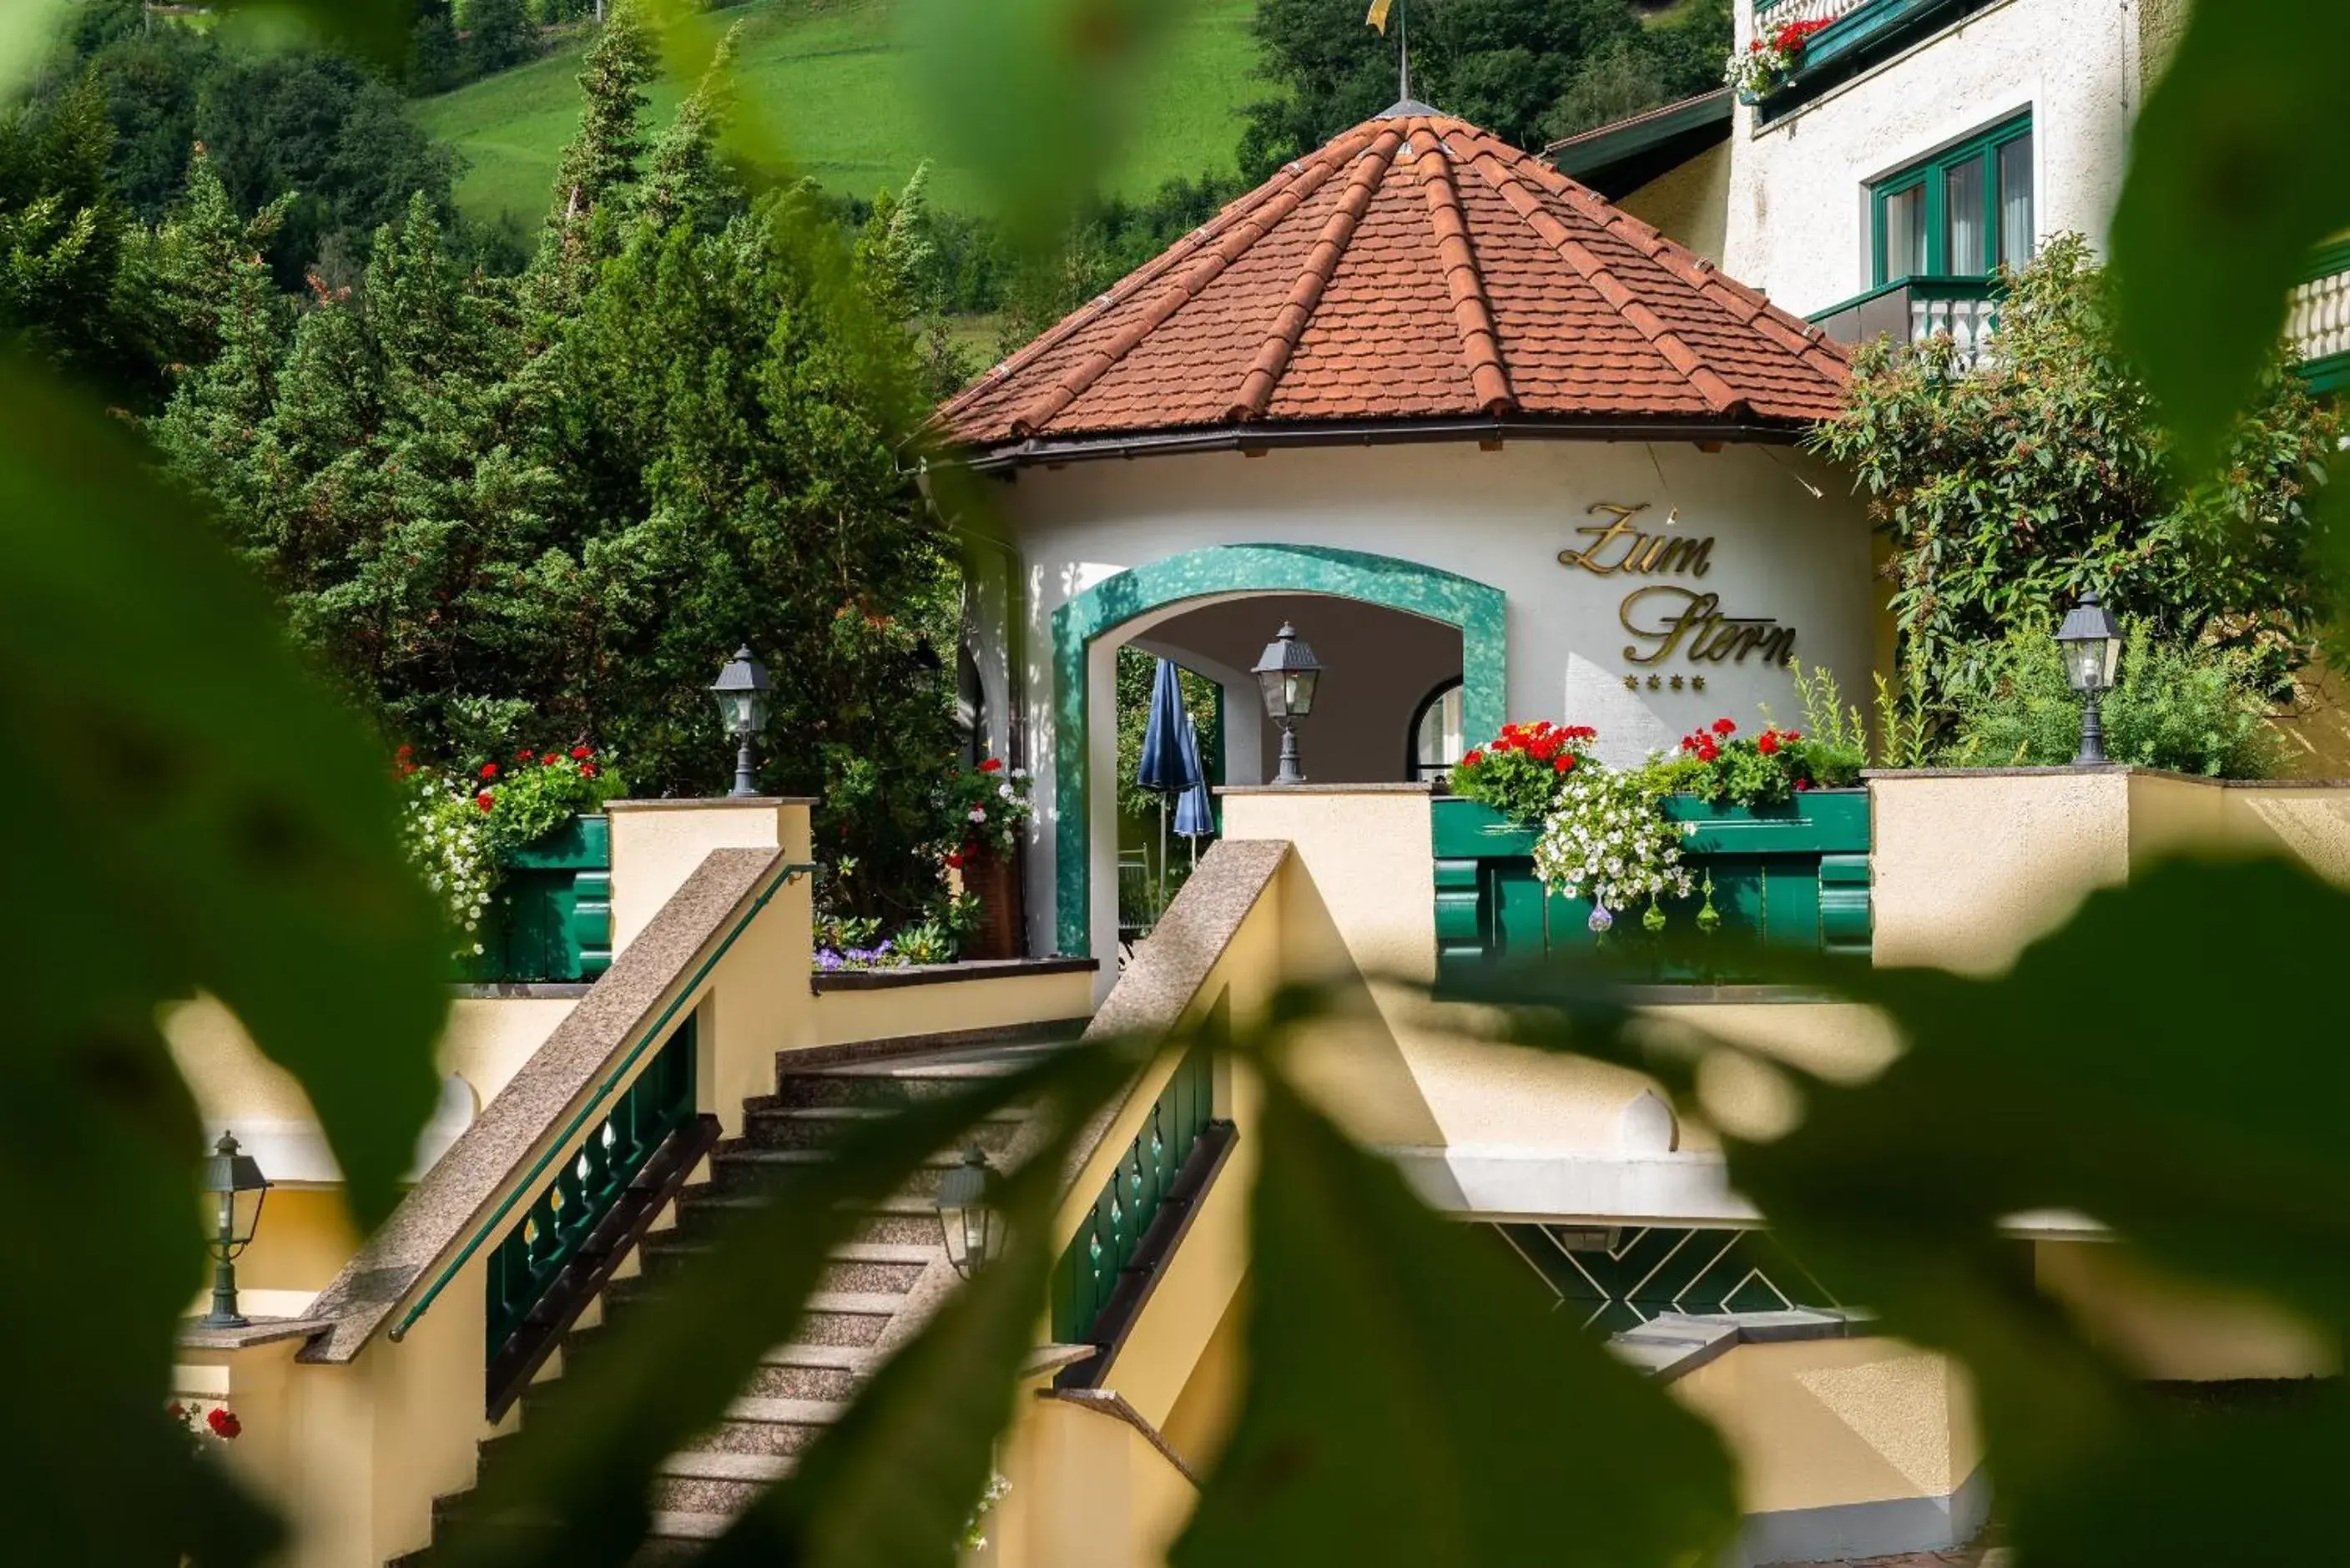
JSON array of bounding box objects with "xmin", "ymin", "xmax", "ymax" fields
[{"xmin": 1047, "ymin": 544, "xmax": 1508, "ymax": 957}]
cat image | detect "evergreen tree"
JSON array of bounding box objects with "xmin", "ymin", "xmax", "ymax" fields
[
  {"xmin": 0, "ymin": 75, "xmax": 127, "ymax": 384},
  {"xmin": 638, "ymin": 22, "xmax": 744, "ymax": 234},
  {"xmin": 548, "ymin": 1, "xmax": 658, "ymax": 225}
]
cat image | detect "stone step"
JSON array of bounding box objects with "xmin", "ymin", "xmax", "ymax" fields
[
  {"xmin": 740, "ymin": 1102, "xmax": 1029, "ymax": 1152},
  {"xmin": 649, "ymin": 1449, "xmax": 797, "ymax": 1516},
  {"xmin": 633, "ymin": 1235, "xmax": 929, "ymax": 1297},
  {"xmin": 693, "ymin": 1395, "xmax": 850, "ymax": 1459},
  {"xmin": 767, "ymin": 1061, "xmax": 1036, "ymax": 1111},
  {"xmin": 707, "ymin": 1145, "xmax": 966, "ymax": 1196},
  {"xmin": 744, "ymin": 1341, "xmax": 880, "ymax": 1402}
]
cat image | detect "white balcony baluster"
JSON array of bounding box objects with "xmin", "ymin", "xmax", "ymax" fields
[
  {"xmin": 1751, "ymin": 0, "xmax": 1873, "ymax": 31},
  {"xmin": 2288, "ymin": 267, "xmax": 2350, "ymax": 367}
]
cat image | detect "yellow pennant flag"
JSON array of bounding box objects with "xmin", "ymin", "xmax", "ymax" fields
[{"xmin": 1367, "ymin": 0, "xmax": 1394, "ymax": 35}]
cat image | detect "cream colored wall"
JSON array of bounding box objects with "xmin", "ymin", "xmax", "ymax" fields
[
  {"xmin": 1620, "ymin": 139, "xmax": 1730, "ymax": 264},
  {"xmin": 177, "ymin": 1252, "xmax": 497, "ymax": 1568},
  {"xmin": 808, "ymin": 970, "xmax": 1093, "ymax": 1047},
  {"xmin": 1674, "ymin": 1336, "xmax": 1981, "ymax": 1517},
  {"xmin": 996, "ymin": 1397, "xmax": 1198, "ymax": 1568},
  {"xmin": 1869, "ymin": 770, "xmax": 2133, "ymax": 974},
  {"xmin": 438, "ymin": 997, "xmax": 579, "ymax": 1105},
  {"xmin": 606, "ymin": 798, "xmax": 808, "ymax": 954},
  {"xmin": 1158, "ymin": 1288, "xmax": 1245, "ymax": 1467},
  {"xmin": 2035, "ymin": 1240, "xmax": 2337, "ymax": 1382}
]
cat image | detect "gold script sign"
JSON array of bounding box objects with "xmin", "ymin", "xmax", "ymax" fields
[{"xmin": 1558, "ymin": 502, "xmax": 1797, "ymax": 668}]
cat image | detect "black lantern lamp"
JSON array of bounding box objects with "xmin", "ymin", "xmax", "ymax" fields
[
  {"xmin": 2055, "ymin": 591, "xmax": 2124, "ymax": 765},
  {"xmin": 709, "ymin": 646, "xmax": 774, "ymax": 798},
  {"xmin": 935, "ymin": 1146, "xmax": 999, "ymax": 1281},
  {"xmin": 199, "ymin": 1133, "xmax": 270, "ymax": 1329},
  {"xmin": 1251, "ymin": 623, "xmax": 1323, "ymax": 786}
]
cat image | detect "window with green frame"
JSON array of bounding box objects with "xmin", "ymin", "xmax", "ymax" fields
[{"xmin": 1872, "ymin": 114, "xmax": 2035, "ymax": 285}]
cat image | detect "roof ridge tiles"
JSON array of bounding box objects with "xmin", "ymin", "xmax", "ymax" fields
[
  {"xmin": 1409, "ymin": 119, "xmax": 1516, "ymax": 417},
  {"xmin": 1226, "ymin": 124, "xmax": 1404, "ymax": 422}
]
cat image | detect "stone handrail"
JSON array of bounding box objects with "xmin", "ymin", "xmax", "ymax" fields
[{"xmin": 300, "ymin": 847, "xmax": 805, "ymax": 1364}]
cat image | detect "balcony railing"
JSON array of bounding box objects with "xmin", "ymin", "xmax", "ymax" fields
[
  {"xmin": 1753, "ymin": 0, "xmax": 1873, "ymax": 26},
  {"xmin": 1807, "ymin": 275, "xmax": 2001, "ymax": 366},
  {"xmin": 2291, "ymin": 243, "xmax": 2350, "ymax": 394}
]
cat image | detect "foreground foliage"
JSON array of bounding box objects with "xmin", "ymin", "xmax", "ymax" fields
[{"xmin": 9, "ymin": 0, "xmax": 2350, "ymax": 1564}]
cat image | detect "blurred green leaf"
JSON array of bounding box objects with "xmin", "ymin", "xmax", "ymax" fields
[
  {"xmin": 0, "ymin": 354, "xmax": 442, "ymax": 1554},
  {"xmin": 2112, "ymin": 0, "xmax": 2350, "ymax": 468},
  {"xmin": 899, "ymin": 0, "xmax": 1191, "ymax": 252},
  {"xmin": 1473, "ymin": 855, "xmax": 2350, "ymax": 1554},
  {"xmin": 0, "ymin": 0, "xmax": 68, "ymax": 100},
  {"xmin": 704, "ymin": 1041, "xmax": 1140, "ymax": 1568},
  {"xmin": 1172, "ymin": 1064, "xmax": 1738, "ymax": 1568},
  {"xmin": 442, "ymin": 1043, "xmax": 1131, "ymax": 1568},
  {"xmin": 0, "ymin": 358, "xmax": 447, "ymax": 1232}
]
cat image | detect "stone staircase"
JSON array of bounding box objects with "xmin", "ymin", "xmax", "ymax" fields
[{"xmin": 398, "ymin": 1024, "xmax": 1083, "ymax": 1564}]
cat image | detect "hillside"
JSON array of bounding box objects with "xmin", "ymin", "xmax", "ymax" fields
[{"xmin": 416, "ymin": 0, "xmax": 1263, "ymax": 232}]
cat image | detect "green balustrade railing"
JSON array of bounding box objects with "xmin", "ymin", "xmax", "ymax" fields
[
  {"xmin": 484, "ymin": 1016, "xmax": 697, "ymax": 1375},
  {"xmin": 1051, "ymin": 1042, "xmax": 1216, "ymax": 1347},
  {"xmin": 456, "ymin": 814, "xmax": 614, "ymax": 985},
  {"xmin": 1433, "ymin": 793, "xmax": 1870, "ymax": 989}
]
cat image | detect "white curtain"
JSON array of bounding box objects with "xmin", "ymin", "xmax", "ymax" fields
[
  {"xmin": 1999, "ymin": 134, "xmax": 2035, "ymax": 272},
  {"xmin": 1944, "ymin": 156, "xmax": 1986, "ymax": 276}
]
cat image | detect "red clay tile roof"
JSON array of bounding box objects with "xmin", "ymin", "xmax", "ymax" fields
[{"xmin": 938, "ymin": 107, "xmax": 1848, "ymax": 457}]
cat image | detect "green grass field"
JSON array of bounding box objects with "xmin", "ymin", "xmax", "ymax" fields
[{"xmin": 415, "ymin": 0, "xmax": 1263, "ymax": 232}]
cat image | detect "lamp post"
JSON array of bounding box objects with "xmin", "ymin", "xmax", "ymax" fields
[
  {"xmin": 2055, "ymin": 590, "xmax": 2124, "ymax": 765},
  {"xmin": 935, "ymin": 1146, "xmax": 999, "ymax": 1280},
  {"xmin": 198, "ymin": 1133, "xmax": 270, "ymax": 1329},
  {"xmin": 1250, "ymin": 623, "xmax": 1322, "ymax": 786},
  {"xmin": 709, "ymin": 646, "xmax": 774, "ymax": 798}
]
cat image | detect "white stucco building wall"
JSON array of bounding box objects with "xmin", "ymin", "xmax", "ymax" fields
[
  {"xmin": 1727, "ymin": 0, "xmax": 2149, "ymax": 317},
  {"xmin": 977, "ymin": 437, "xmax": 1873, "ymax": 967}
]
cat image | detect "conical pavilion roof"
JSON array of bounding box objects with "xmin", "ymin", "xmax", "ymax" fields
[{"xmin": 938, "ymin": 106, "xmax": 1848, "ymax": 461}]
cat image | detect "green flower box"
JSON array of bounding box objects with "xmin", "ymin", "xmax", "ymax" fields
[
  {"xmin": 1432, "ymin": 793, "xmax": 1870, "ymax": 989},
  {"xmin": 454, "ymin": 814, "xmax": 614, "ymax": 985}
]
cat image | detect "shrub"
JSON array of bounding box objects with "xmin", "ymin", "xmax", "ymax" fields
[
  {"xmin": 1944, "ymin": 626, "xmax": 2284, "ymax": 779},
  {"xmin": 1811, "ymin": 235, "xmax": 2339, "ymax": 732}
]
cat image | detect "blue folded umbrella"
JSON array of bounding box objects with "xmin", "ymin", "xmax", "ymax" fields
[
  {"xmin": 1173, "ymin": 714, "xmax": 1215, "ymax": 839},
  {"xmin": 1137, "ymin": 658, "xmax": 1201, "ymax": 797}
]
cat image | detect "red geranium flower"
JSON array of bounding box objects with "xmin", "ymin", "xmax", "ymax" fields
[
  {"xmin": 515, "ymin": 749, "xmax": 533, "ymax": 762},
  {"xmin": 1712, "ymin": 718, "xmax": 1737, "ymax": 736},
  {"xmin": 1793, "ymin": 778, "xmax": 1815, "ymax": 792},
  {"xmin": 1461, "ymin": 749, "xmax": 1485, "ymax": 768},
  {"xmin": 1554, "ymin": 755, "xmax": 1576, "ymax": 773},
  {"xmin": 207, "ymin": 1408, "xmax": 241, "ymax": 1439},
  {"xmin": 979, "ymin": 758, "xmax": 1002, "ymax": 773},
  {"xmin": 944, "ymin": 850, "xmax": 966, "ymax": 870},
  {"xmin": 541, "ymin": 752, "xmax": 559, "ymax": 765},
  {"xmin": 395, "ymin": 744, "xmax": 412, "ymax": 758},
  {"xmin": 477, "ymin": 791, "xmax": 495, "ymax": 811},
  {"xmin": 480, "ymin": 763, "xmax": 499, "ymax": 780},
  {"xmin": 571, "ymin": 745, "xmax": 593, "ymax": 759},
  {"xmin": 579, "ymin": 762, "xmax": 598, "ymax": 779},
  {"xmin": 1757, "ymin": 732, "xmax": 1779, "ymax": 755}
]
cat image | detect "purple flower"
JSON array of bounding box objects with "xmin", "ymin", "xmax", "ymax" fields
[{"xmin": 815, "ymin": 949, "xmax": 845, "ymax": 971}]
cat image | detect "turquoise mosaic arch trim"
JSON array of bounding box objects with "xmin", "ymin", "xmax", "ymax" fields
[{"xmin": 1050, "ymin": 544, "xmax": 1509, "ymax": 955}]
